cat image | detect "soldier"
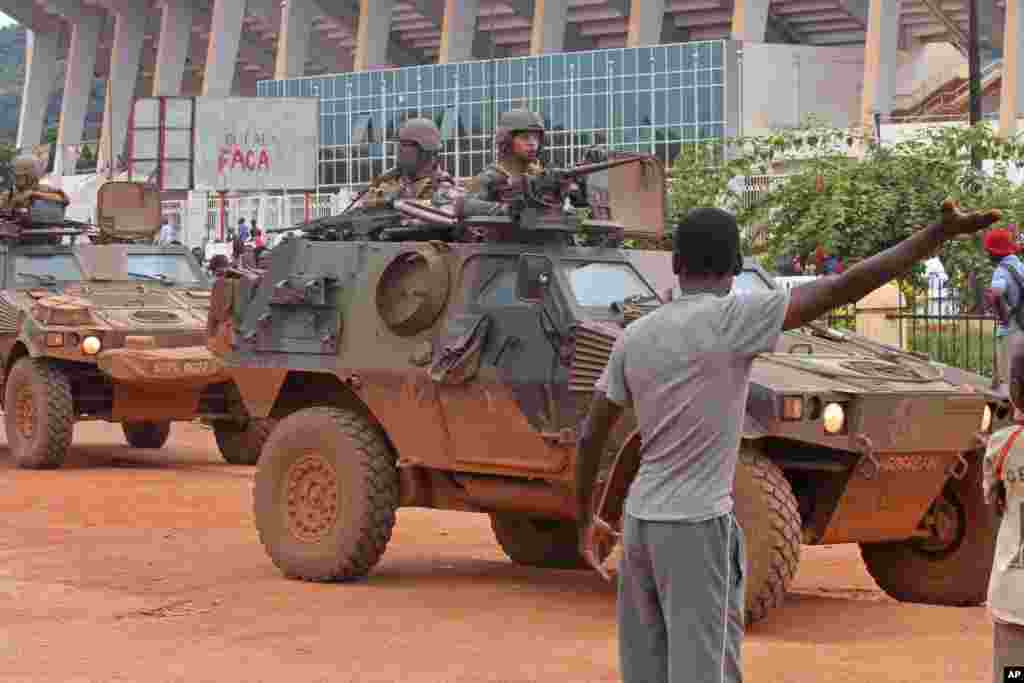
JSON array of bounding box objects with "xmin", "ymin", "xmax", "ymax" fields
[
  {"xmin": 463, "ymin": 109, "xmax": 548, "ymax": 219},
  {"xmin": 356, "ymin": 117, "xmax": 460, "ymax": 224},
  {"xmin": 1, "ymin": 155, "xmax": 69, "ymax": 211}
]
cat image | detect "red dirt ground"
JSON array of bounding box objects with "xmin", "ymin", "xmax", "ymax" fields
[{"xmin": 0, "ymin": 421, "xmax": 995, "ymax": 682}]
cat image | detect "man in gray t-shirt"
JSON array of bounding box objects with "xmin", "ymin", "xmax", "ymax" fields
[{"xmin": 575, "ymin": 202, "xmax": 1001, "ymax": 683}]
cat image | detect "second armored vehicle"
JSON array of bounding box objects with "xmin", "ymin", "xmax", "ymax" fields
[
  {"xmin": 206, "ymin": 155, "xmax": 1001, "ymax": 625},
  {"xmin": 1, "ymin": 181, "xmax": 272, "ymax": 468}
]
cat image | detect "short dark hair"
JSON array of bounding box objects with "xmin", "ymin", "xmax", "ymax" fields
[{"xmin": 672, "ymin": 208, "xmax": 740, "ymax": 278}]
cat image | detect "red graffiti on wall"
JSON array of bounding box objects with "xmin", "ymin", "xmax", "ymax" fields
[{"xmin": 218, "ymin": 145, "xmax": 271, "ymax": 174}]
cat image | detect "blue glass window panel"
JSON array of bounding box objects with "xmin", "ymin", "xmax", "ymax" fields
[
  {"xmin": 636, "ymin": 47, "xmax": 653, "ymax": 75},
  {"xmin": 321, "ymin": 117, "xmax": 333, "ymax": 146},
  {"xmin": 619, "ymin": 48, "xmax": 635, "ymax": 76},
  {"xmin": 550, "ymin": 79, "xmax": 567, "ymax": 98},
  {"xmin": 575, "ymin": 95, "xmax": 593, "ymax": 130},
  {"xmin": 620, "ymin": 93, "xmax": 638, "ymax": 127},
  {"xmin": 546, "ymin": 97, "xmax": 566, "ymax": 130},
  {"xmin": 711, "ymin": 85, "xmax": 724, "ymax": 121},
  {"xmin": 697, "ymin": 69, "xmax": 711, "ymax": 86},
  {"xmin": 682, "ymin": 70, "xmax": 694, "ymax": 87},
  {"xmin": 682, "ymin": 125, "xmax": 696, "ymax": 141},
  {"xmin": 537, "ymin": 55, "xmax": 551, "ymax": 82},
  {"xmin": 592, "ymin": 94, "xmax": 608, "ymax": 129},
  {"xmin": 550, "ymin": 54, "xmax": 565, "ymax": 82},
  {"xmin": 578, "ymin": 77, "xmax": 592, "ymax": 95},
  {"xmin": 419, "ymin": 67, "xmax": 433, "ymax": 91},
  {"xmin": 698, "ymin": 87, "xmax": 713, "ymax": 122},
  {"xmin": 712, "ymin": 68, "xmax": 723, "ymax": 86},
  {"xmin": 668, "ymin": 92, "xmax": 682, "ymax": 124},
  {"xmin": 593, "ymin": 51, "xmax": 606, "ymax": 75},
  {"xmin": 668, "ymin": 45, "xmax": 682, "ymax": 71},
  {"xmin": 711, "ymin": 42, "xmax": 723, "ymax": 68},
  {"xmin": 575, "ymin": 53, "xmax": 592, "ymax": 79},
  {"xmin": 509, "ymin": 84, "xmax": 526, "ymax": 100},
  {"xmin": 653, "ymin": 91, "xmax": 667, "ymax": 127},
  {"xmin": 668, "ymin": 71, "xmax": 682, "ymax": 89},
  {"xmin": 510, "ymin": 60, "xmax": 524, "ymax": 83},
  {"xmin": 695, "ymin": 43, "xmax": 711, "ymax": 70}
]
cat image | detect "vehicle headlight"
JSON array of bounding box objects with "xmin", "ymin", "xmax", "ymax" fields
[
  {"xmin": 982, "ymin": 404, "xmax": 993, "ymax": 433},
  {"xmin": 81, "ymin": 335, "xmax": 101, "ymax": 355},
  {"xmin": 823, "ymin": 402, "xmax": 845, "ymax": 434}
]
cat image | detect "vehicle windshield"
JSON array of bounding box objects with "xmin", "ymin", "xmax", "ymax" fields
[
  {"xmin": 125, "ymin": 254, "xmax": 200, "ymax": 285},
  {"xmin": 14, "ymin": 254, "xmax": 83, "ymax": 286},
  {"xmin": 563, "ymin": 261, "xmax": 655, "ymax": 307},
  {"xmin": 732, "ymin": 270, "xmax": 773, "ymax": 294}
]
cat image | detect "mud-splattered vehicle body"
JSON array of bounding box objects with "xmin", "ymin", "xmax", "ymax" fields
[
  {"xmin": 207, "ymin": 155, "xmax": 1000, "ymax": 624},
  {"xmin": 0, "ymin": 181, "xmax": 272, "ymax": 468}
]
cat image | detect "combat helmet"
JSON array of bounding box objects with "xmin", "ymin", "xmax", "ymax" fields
[
  {"xmin": 495, "ymin": 109, "xmax": 546, "ymax": 157},
  {"xmin": 398, "ymin": 117, "xmax": 443, "ymax": 153}
]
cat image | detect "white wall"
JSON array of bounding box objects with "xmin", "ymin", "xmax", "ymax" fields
[{"xmin": 741, "ymin": 43, "xmax": 865, "ymax": 135}]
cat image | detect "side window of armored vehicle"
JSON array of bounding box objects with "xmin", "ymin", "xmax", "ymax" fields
[
  {"xmin": 561, "ymin": 260, "xmax": 654, "ymax": 308},
  {"xmin": 731, "ymin": 269, "xmax": 773, "ymax": 294},
  {"xmin": 13, "ymin": 254, "xmax": 83, "ymax": 286},
  {"xmin": 126, "ymin": 253, "xmax": 202, "ymax": 285},
  {"xmin": 470, "ymin": 255, "xmax": 531, "ymax": 308}
]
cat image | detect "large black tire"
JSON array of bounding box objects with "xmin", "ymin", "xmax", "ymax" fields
[
  {"xmin": 254, "ymin": 407, "xmax": 399, "ymax": 581},
  {"xmin": 214, "ymin": 418, "xmax": 275, "ymax": 465},
  {"xmin": 733, "ymin": 445, "xmax": 802, "ymax": 625},
  {"xmin": 860, "ymin": 453, "xmax": 997, "ymax": 606},
  {"xmin": 122, "ymin": 421, "xmax": 171, "ymax": 449},
  {"xmin": 490, "ymin": 514, "xmax": 596, "ymax": 570},
  {"xmin": 3, "ymin": 357, "xmax": 74, "ymax": 469}
]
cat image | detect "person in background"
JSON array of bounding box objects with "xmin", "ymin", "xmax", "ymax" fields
[
  {"xmin": 983, "ymin": 333, "xmax": 1024, "ymax": 682},
  {"xmin": 983, "ymin": 228, "xmax": 1024, "ymax": 391},
  {"xmin": 157, "ymin": 217, "xmax": 174, "ymax": 245},
  {"xmin": 253, "ymin": 228, "xmax": 266, "ymax": 249},
  {"xmin": 237, "ymin": 217, "xmax": 250, "ymax": 243},
  {"xmin": 231, "ymin": 229, "xmax": 244, "ymax": 264},
  {"xmin": 208, "ymin": 254, "xmax": 230, "ymax": 277},
  {"xmin": 575, "ymin": 200, "xmax": 1000, "ymax": 683}
]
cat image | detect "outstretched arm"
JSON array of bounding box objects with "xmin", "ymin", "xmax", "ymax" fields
[{"xmin": 783, "ymin": 200, "xmax": 1001, "ymax": 331}]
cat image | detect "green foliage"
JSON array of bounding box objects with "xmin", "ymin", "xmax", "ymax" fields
[{"xmin": 665, "ymin": 118, "xmax": 1024, "ymax": 301}]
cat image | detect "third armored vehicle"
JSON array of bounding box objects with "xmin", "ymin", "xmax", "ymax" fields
[
  {"xmin": 1, "ymin": 181, "xmax": 272, "ymax": 468},
  {"xmin": 206, "ymin": 154, "xmax": 1001, "ymax": 625}
]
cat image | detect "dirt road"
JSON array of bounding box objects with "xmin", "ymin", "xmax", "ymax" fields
[{"xmin": 0, "ymin": 421, "xmax": 994, "ymax": 682}]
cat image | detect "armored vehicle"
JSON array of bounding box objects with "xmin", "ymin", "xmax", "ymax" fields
[
  {"xmin": 207, "ymin": 154, "xmax": 998, "ymax": 625},
  {"xmin": 0, "ymin": 181, "xmax": 272, "ymax": 468}
]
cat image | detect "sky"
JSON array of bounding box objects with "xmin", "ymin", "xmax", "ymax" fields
[{"xmin": 0, "ymin": 14, "xmax": 14, "ymax": 28}]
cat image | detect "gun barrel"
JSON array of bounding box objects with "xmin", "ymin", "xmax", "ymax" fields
[
  {"xmin": 564, "ymin": 153, "xmax": 651, "ymax": 178},
  {"xmin": 394, "ymin": 199, "xmax": 457, "ymax": 226}
]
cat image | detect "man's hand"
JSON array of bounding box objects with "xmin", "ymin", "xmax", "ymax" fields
[
  {"xmin": 579, "ymin": 516, "xmax": 618, "ymax": 581},
  {"xmin": 936, "ymin": 198, "xmax": 1003, "ymax": 240}
]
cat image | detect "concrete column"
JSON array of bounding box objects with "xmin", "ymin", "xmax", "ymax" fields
[
  {"xmin": 353, "ymin": 0, "xmax": 394, "ymax": 72},
  {"xmin": 275, "ymin": 0, "xmax": 315, "ymax": 79},
  {"xmin": 626, "ymin": 0, "xmax": 666, "ymax": 47},
  {"xmin": 530, "ymin": 0, "xmax": 569, "ymax": 55},
  {"xmin": 860, "ymin": 0, "xmax": 901, "ymax": 138},
  {"xmin": 55, "ymin": 15, "xmax": 103, "ymax": 176},
  {"xmin": 97, "ymin": 11, "xmax": 145, "ymax": 173},
  {"xmin": 16, "ymin": 30, "xmax": 61, "ymax": 152},
  {"xmin": 439, "ymin": 0, "xmax": 480, "ymax": 63},
  {"xmin": 731, "ymin": 0, "xmax": 771, "ymax": 43},
  {"xmin": 1001, "ymin": 0, "xmax": 1024, "ymax": 136},
  {"xmin": 203, "ymin": 0, "xmax": 245, "ymax": 97},
  {"xmin": 154, "ymin": 0, "xmax": 194, "ymax": 96}
]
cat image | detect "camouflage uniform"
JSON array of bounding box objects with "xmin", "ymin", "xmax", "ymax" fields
[
  {"xmin": 355, "ymin": 118, "xmax": 462, "ymax": 226},
  {"xmin": 1, "ymin": 155, "xmax": 69, "ymax": 211},
  {"xmin": 465, "ymin": 110, "xmax": 548, "ymax": 218}
]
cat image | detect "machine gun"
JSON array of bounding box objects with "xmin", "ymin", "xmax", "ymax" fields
[
  {"xmin": 0, "ymin": 195, "xmax": 96, "ymax": 244},
  {"xmin": 268, "ymin": 207, "xmax": 405, "ymax": 242}
]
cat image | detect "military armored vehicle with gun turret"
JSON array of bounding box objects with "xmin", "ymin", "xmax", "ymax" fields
[
  {"xmin": 0, "ymin": 181, "xmax": 273, "ymax": 468},
  {"xmin": 206, "ymin": 150, "xmax": 1002, "ymax": 625}
]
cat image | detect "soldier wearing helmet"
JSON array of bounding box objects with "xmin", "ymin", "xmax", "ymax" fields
[
  {"xmin": 1, "ymin": 155, "xmax": 69, "ymax": 212},
  {"xmin": 462, "ymin": 109, "xmax": 547, "ymax": 220},
  {"xmin": 356, "ymin": 117, "xmax": 460, "ymax": 223}
]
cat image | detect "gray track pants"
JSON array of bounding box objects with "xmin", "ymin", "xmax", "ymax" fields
[{"xmin": 618, "ymin": 512, "xmax": 746, "ymax": 683}]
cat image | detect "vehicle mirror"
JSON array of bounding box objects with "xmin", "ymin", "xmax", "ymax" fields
[{"xmin": 516, "ymin": 253, "xmax": 554, "ymax": 304}]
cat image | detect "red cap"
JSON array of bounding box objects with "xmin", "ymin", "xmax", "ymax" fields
[{"xmin": 984, "ymin": 228, "xmax": 1020, "ymax": 257}]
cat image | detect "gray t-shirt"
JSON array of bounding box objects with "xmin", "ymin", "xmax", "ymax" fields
[{"xmin": 595, "ymin": 289, "xmax": 790, "ymax": 522}]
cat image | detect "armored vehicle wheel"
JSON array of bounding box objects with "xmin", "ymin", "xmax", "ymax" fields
[
  {"xmin": 122, "ymin": 421, "xmax": 171, "ymax": 449},
  {"xmin": 733, "ymin": 445, "xmax": 802, "ymax": 625},
  {"xmin": 860, "ymin": 455, "xmax": 997, "ymax": 606},
  {"xmin": 213, "ymin": 418, "xmax": 275, "ymax": 465},
  {"xmin": 253, "ymin": 407, "xmax": 399, "ymax": 581},
  {"xmin": 3, "ymin": 358, "xmax": 73, "ymax": 469},
  {"xmin": 490, "ymin": 514, "xmax": 602, "ymax": 570}
]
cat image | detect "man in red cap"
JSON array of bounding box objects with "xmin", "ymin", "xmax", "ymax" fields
[{"xmin": 984, "ymin": 226, "xmax": 1024, "ymax": 390}]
